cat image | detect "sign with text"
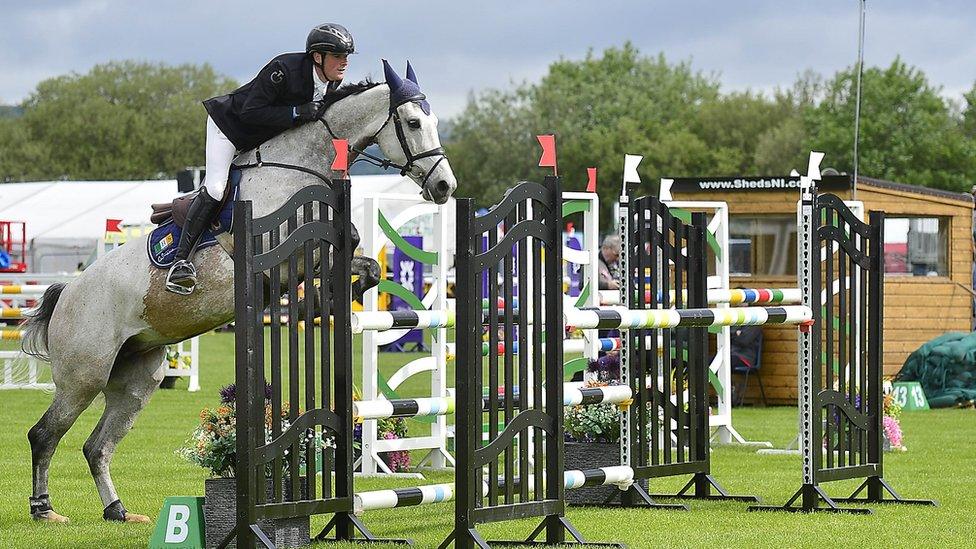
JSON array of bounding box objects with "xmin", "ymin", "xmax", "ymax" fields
[
  {"xmin": 149, "ymin": 496, "xmax": 205, "ymax": 548},
  {"xmin": 669, "ymin": 174, "xmax": 852, "ymax": 194},
  {"xmin": 890, "ymin": 381, "xmax": 930, "ymax": 411}
]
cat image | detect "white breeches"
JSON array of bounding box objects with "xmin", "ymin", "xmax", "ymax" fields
[{"xmin": 202, "ymin": 116, "xmax": 238, "ymax": 199}]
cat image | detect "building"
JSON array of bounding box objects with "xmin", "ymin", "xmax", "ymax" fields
[{"xmin": 669, "ymin": 174, "xmax": 974, "ymax": 404}]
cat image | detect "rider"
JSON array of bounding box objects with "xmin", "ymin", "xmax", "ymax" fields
[{"xmin": 166, "ymin": 23, "xmax": 355, "ymax": 294}]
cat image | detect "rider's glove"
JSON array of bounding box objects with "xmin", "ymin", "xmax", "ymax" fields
[{"xmin": 293, "ymin": 101, "xmax": 324, "ymax": 123}]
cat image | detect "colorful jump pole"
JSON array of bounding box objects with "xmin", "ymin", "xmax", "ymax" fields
[
  {"xmin": 597, "ymin": 288, "xmax": 802, "ymax": 306},
  {"xmin": 566, "ymin": 305, "xmax": 812, "ymax": 330}
]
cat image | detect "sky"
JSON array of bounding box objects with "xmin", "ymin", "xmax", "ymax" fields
[{"xmin": 1, "ymin": 1, "xmax": 974, "ymax": 118}]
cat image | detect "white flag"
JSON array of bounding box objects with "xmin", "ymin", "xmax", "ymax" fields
[
  {"xmin": 659, "ymin": 178, "xmax": 674, "ymax": 201},
  {"xmin": 621, "ymin": 154, "xmax": 642, "ymax": 197},
  {"xmin": 623, "ymin": 154, "xmax": 642, "ymax": 184},
  {"xmin": 806, "ymin": 151, "xmax": 825, "ymax": 182}
]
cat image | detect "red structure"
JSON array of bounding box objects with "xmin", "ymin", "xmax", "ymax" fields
[{"xmin": 0, "ymin": 221, "xmax": 28, "ymax": 273}]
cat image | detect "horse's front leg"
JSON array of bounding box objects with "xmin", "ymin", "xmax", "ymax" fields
[{"xmin": 351, "ymin": 255, "xmax": 381, "ymax": 302}]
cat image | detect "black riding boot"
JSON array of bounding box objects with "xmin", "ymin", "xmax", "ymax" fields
[{"xmin": 165, "ymin": 189, "xmax": 222, "ymax": 295}]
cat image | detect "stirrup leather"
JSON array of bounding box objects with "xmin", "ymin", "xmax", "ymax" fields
[{"xmin": 166, "ymin": 260, "xmax": 197, "ymax": 295}]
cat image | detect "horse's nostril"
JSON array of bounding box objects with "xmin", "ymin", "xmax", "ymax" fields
[{"xmin": 436, "ymin": 180, "xmax": 451, "ymax": 195}]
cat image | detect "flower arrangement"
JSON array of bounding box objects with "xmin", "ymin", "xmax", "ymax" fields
[
  {"xmin": 882, "ymin": 392, "xmax": 906, "ymax": 451},
  {"xmin": 586, "ymin": 353, "xmax": 620, "ymax": 382},
  {"xmin": 178, "ymin": 383, "xmax": 326, "ymax": 477},
  {"xmin": 164, "ymin": 344, "xmax": 192, "ymax": 370},
  {"xmin": 352, "ymin": 387, "xmax": 411, "ymax": 472},
  {"xmin": 824, "ymin": 390, "xmax": 908, "ymax": 452},
  {"xmin": 564, "ymin": 381, "xmax": 622, "ymax": 443}
]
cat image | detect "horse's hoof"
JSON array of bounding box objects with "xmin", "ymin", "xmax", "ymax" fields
[
  {"xmin": 103, "ymin": 499, "xmax": 150, "ymax": 523},
  {"xmin": 124, "ymin": 512, "xmax": 152, "ymax": 524},
  {"xmin": 33, "ymin": 510, "xmax": 70, "ymax": 523}
]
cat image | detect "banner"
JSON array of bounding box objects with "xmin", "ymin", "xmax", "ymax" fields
[
  {"xmin": 388, "ymin": 235, "xmax": 424, "ymax": 349},
  {"xmin": 668, "ymin": 174, "xmax": 851, "ymax": 193}
]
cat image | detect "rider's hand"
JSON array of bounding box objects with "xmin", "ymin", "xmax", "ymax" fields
[{"xmin": 293, "ymin": 101, "xmax": 324, "ymax": 123}]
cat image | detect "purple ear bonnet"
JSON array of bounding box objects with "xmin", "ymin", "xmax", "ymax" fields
[{"xmin": 383, "ymin": 59, "xmax": 430, "ymax": 115}]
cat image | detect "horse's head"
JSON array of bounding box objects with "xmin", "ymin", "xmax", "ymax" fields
[{"xmin": 373, "ymin": 60, "xmax": 457, "ymax": 205}]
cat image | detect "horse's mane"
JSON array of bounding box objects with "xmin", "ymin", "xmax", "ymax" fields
[{"xmin": 321, "ymin": 79, "xmax": 385, "ymax": 110}]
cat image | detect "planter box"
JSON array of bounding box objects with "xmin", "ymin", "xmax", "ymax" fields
[
  {"xmin": 564, "ymin": 441, "xmax": 632, "ymax": 506},
  {"xmin": 203, "ymin": 477, "xmax": 310, "ymax": 549}
]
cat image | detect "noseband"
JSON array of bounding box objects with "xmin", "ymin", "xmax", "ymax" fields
[{"xmin": 320, "ymin": 101, "xmax": 448, "ymax": 190}]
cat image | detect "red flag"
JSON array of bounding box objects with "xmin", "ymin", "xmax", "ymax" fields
[
  {"xmin": 331, "ymin": 139, "xmax": 349, "ymax": 173},
  {"xmin": 105, "ymin": 219, "xmax": 122, "ymax": 233},
  {"xmin": 586, "ymin": 167, "xmax": 597, "ymax": 192},
  {"xmin": 537, "ymin": 134, "xmax": 557, "ymax": 175}
]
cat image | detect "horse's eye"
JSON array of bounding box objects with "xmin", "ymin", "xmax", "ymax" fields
[{"xmin": 407, "ymin": 119, "xmax": 421, "ymax": 129}]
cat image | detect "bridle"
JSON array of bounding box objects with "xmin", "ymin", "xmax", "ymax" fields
[
  {"xmin": 320, "ymin": 96, "xmax": 448, "ymax": 191},
  {"xmin": 235, "ymin": 93, "xmax": 449, "ymax": 202}
]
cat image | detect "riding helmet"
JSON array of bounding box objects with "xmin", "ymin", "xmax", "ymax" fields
[{"xmin": 306, "ymin": 23, "xmax": 355, "ymax": 55}]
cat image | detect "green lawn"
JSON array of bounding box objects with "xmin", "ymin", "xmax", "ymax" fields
[{"xmin": 0, "ymin": 332, "xmax": 972, "ymax": 548}]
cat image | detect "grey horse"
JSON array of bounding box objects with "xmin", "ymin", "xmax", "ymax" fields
[{"xmin": 21, "ymin": 60, "xmax": 456, "ymax": 523}]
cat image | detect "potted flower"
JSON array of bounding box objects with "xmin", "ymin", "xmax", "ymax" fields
[
  {"xmin": 159, "ymin": 344, "xmax": 191, "ymax": 389},
  {"xmin": 586, "ymin": 352, "xmax": 621, "ymax": 382},
  {"xmin": 352, "ymin": 417, "xmax": 411, "ymax": 472},
  {"xmin": 178, "ymin": 384, "xmax": 312, "ymax": 548},
  {"xmin": 564, "ymin": 379, "xmax": 626, "ymax": 505},
  {"xmin": 882, "ymin": 393, "xmax": 907, "ymax": 451},
  {"xmin": 824, "ymin": 391, "xmax": 908, "ymax": 453},
  {"xmin": 351, "ymin": 387, "xmax": 411, "ymax": 473}
]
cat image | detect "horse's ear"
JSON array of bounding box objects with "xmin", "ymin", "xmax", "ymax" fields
[
  {"xmin": 382, "ymin": 59, "xmax": 402, "ymax": 91},
  {"xmin": 405, "ymin": 61, "xmax": 419, "ymax": 86}
]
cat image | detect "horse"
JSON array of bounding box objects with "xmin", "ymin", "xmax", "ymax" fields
[{"xmin": 21, "ymin": 59, "xmax": 457, "ymax": 523}]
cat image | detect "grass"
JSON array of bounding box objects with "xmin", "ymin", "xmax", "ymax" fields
[{"xmin": 0, "ymin": 332, "xmax": 972, "ymax": 548}]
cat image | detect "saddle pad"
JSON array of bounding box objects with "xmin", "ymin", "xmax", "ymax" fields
[{"xmin": 146, "ymin": 170, "xmax": 241, "ymax": 268}]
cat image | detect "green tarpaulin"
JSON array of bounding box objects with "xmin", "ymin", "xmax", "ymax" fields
[{"xmin": 895, "ymin": 331, "xmax": 976, "ymax": 408}]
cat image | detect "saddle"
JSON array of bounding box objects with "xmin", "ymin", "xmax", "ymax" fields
[
  {"xmin": 144, "ymin": 170, "xmax": 240, "ymax": 269},
  {"xmin": 150, "ymin": 169, "xmax": 241, "ymax": 228}
]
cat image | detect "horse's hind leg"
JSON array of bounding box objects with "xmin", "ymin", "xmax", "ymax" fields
[
  {"xmin": 82, "ymin": 347, "xmax": 165, "ymax": 523},
  {"xmin": 28, "ymin": 382, "xmax": 103, "ymax": 522}
]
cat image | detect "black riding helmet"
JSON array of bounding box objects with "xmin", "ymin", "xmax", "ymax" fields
[{"xmin": 306, "ymin": 23, "xmax": 355, "ymax": 55}]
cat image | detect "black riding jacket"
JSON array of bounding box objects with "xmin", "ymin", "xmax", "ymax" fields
[{"xmin": 203, "ymin": 52, "xmax": 336, "ymax": 152}]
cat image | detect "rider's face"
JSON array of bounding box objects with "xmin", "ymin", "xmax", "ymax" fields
[{"xmin": 318, "ymin": 53, "xmax": 348, "ymax": 82}]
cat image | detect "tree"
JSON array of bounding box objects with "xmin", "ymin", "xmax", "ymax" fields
[
  {"xmin": 962, "ymin": 82, "xmax": 976, "ymax": 140},
  {"xmin": 805, "ymin": 58, "xmax": 976, "ymax": 192},
  {"xmin": 448, "ymin": 44, "xmax": 729, "ymax": 225},
  {"xmin": 0, "ymin": 61, "xmax": 237, "ymax": 181},
  {"xmin": 0, "ymin": 117, "xmax": 50, "ymax": 181}
]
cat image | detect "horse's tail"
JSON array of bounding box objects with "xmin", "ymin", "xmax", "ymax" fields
[{"xmin": 21, "ymin": 283, "xmax": 67, "ymax": 362}]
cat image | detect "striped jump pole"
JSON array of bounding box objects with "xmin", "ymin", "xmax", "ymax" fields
[
  {"xmin": 1, "ymin": 329, "xmax": 24, "ymax": 340},
  {"xmin": 482, "ymin": 337, "xmax": 622, "ymax": 356},
  {"xmin": 564, "ymin": 337, "xmax": 623, "ymax": 354},
  {"xmin": 565, "ymin": 305, "xmax": 813, "ymax": 330},
  {"xmin": 0, "ymin": 285, "xmax": 49, "ymax": 295},
  {"xmin": 354, "ymin": 466, "xmax": 635, "ymax": 515},
  {"xmin": 350, "ymin": 310, "xmax": 455, "ymax": 333},
  {"xmin": 1, "ymin": 308, "xmax": 34, "ymax": 319},
  {"xmin": 354, "ymin": 482, "xmax": 490, "ymax": 515},
  {"xmin": 354, "ymin": 385, "xmax": 633, "ymax": 421},
  {"xmin": 597, "ymin": 287, "xmax": 802, "ymax": 306},
  {"xmin": 493, "ymin": 466, "xmax": 636, "ymax": 496}
]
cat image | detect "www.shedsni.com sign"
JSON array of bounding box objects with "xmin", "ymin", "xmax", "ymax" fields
[{"xmin": 670, "ymin": 174, "xmax": 851, "ymax": 193}]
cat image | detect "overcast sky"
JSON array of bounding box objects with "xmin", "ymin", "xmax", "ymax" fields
[{"xmin": 1, "ymin": 1, "xmax": 973, "ymax": 118}]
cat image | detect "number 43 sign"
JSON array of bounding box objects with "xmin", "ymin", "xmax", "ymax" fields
[{"xmin": 149, "ymin": 497, "xmax": 205, "ymax": 548}]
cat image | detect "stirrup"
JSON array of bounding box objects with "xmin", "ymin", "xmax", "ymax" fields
[{"xmin": 166, "ymin": 260, "xmax": 197, "ymax": 295}]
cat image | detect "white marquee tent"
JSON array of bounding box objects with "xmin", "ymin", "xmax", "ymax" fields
[{"xmin": 0, "ymin": 175, "xmax": 456, "ymax": 274}]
